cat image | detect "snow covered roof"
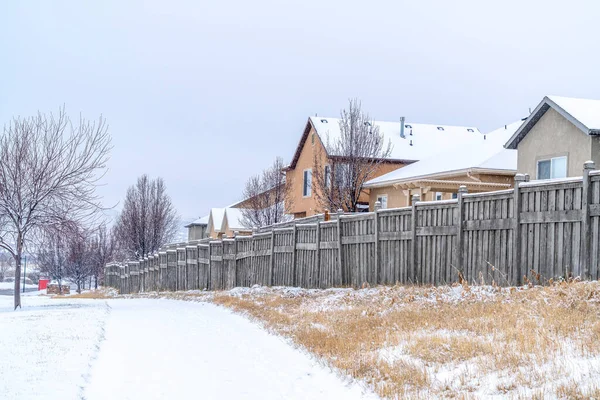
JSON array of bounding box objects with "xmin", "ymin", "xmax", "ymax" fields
[
  {"xmin": 287, "ymin": 116, "xmax": 482, "ymax": 169},
  {"xmin": 364, "ymin": 121, "xmax": 521, "ymax": 188},
  {"xmin": 184, "ymin": 215, "xmax": 209, "ymax": 228},
  {"xmin": 207, "ymin": 208, "xmax": 226, "ymax": 233},
  {"xmin": 223, "ymin": 208, "xmax": 251, "ymax": 231},
  {"xmin": 506, "ymin": 95, "xmax": 600, "ymax": 149},
  {"xmin": 311, "ymin": 117, "xmax": 481, "ymax": 160}
]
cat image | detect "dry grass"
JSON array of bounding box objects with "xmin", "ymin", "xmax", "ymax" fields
[
  {"xmin": 197, "ymin": 281, "xmax": 600, "ymax": 399},
  {"xmin": 52, "ymin": 287, "xmax": 119, "ymax": 299}
]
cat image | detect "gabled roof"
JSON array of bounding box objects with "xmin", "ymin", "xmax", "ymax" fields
[
  {"xmin": 364, "ymin": 121, "xmax": 522, "ymax": 188},
  {"xmin": 184, "ymin": 215, "xmax": 209, "ymax": 228},
  {"xmin": 223, "ymin": 208, "xmax": 251, "ymax": 231},
  {"xmin": 287, "ymin": 116, "xmax": 482, "ymax": 169},
  {"xmin": 505, "ymin": 95, "xmax": 600, "ymax": 149},
  {"xmin": 207, "ymin": 208, "xmax": 226, "ymax": 233}
]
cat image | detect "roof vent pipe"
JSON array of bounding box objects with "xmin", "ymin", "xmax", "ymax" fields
[{"xmin": 400, "ymin": 116, "xmax": 406, "ymax": 138}]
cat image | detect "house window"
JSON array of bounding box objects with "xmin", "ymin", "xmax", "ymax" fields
[
  {"xmin": 537, "ymin": 156, "xmax": 567, "ymax": 179},
  {"xmin": 376, "ymin": 194, "xmax": 388, "ymax": 209},
  {"xmin": 324, "ymin": 165, "xmax": 331, "ymax": 188},
  {"xmin": 303, "ymin": 169, "xmax": 312, "ymax": 197},
  {"xmin": 452, "ymin": 193, "xmax": 458, "ymax": 199},
  {"xmin": 435, "ymin": 192, "xmax": 443, "ymax": 201}
]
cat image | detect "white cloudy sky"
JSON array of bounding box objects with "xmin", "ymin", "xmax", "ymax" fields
[{"xmin": 1, "ymin": 0, "xmax": 599, "ymax": 222}]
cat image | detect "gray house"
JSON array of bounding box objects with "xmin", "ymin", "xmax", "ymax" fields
[
  {"xmin": 185, "ymin": 215, "xmax": 208, "ymax": 241},
  {"xmin": 505, "ymin": 95, "xmax": 600, "ymax": 179}
]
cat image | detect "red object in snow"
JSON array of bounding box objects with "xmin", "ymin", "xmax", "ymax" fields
[{"xmin": 38, "ymin": 278, "xmax": 50, "ymax": 290}]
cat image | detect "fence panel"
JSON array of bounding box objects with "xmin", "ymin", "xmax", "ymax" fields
[
  {"xmin": 318, "ymin": 221, "xmax": 340, "ymax": 288},
  {"xmin": 295, "ymin": 224, "xmax": 318, "ymax": 288},
  {"xmin": 591, "ymin": 174, "xmax": 600, "ymax": 280},
  {"xmin": 166, "ymin": 250, "xmax": 177, "ymax": 291},
  {"xmin": 176, "ymin": 248, "xmax": 186, "ymax": 291},
  {"xmin": 272, "ymin": 228, "xmax": 295, "ymax": 286},
  {"xmin": 186, "ymin": 246, "xmax": 199, "ymax": 290},
  {"xmin": 249, "ymin": 233, "xmax": 271, "ymax": 286},
  {"xmin": 341, "ymin": 214, "xmax": 376, "ymax": 287},
  {"xmin": 210, "ymin": 241, "xmax": 224, "ymax": 290},
  {"xmin": 464, "ymin": 192, "xmax": 514, "ymax": 285},
  {"xmin": 378, "ymin": 208, "xmax": 412, "ymax": 284},
  {"xmin": 520, "ymin": 181, "xmax": 583, "ymax": 282},
  {"xmin": 198, "ymin": 244, "xmax": 210, "ymax": 290},
  {"xmin": 235, "ymin": 237, "xmax": 253, "ymax": 287},
  {"xmin": 223, "ymin": 239, "xmax": 237, "ymax": 289}
]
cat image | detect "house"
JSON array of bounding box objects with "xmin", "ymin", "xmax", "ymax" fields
[
  {"xmin": 505, "ymin": 95, "xmax": 600, "ymax": 179},
  {"xmin": 206, "ymin": 207, "xmax": 252, "ymax": 238},
  {"xmin": 206, "ymin": 208, "xmax": 226, "ymax": 238},
  {"xmin": 363, "ymin": 121, "xmax": 522, "ymax": 209},
  {"xmin": 284, "ymin": 116, "xmax": 482, "ymax": 218},
  {"xmin": 184, "ymin": 215, "xmax": 209, "ymax": 241}
]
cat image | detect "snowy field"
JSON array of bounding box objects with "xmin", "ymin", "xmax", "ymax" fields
[{"xmin": 0, "ymin": 294, "xmax": 376, "ymax": 400}]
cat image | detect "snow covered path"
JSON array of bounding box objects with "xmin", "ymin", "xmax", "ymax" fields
[{"xmin": 84, "ymin": 298, "xmax": 376, "ymax": 400}]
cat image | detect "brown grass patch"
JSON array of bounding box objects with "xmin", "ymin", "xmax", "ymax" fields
[{"xmin": 205, "ymin": 281, "xmax": 600, "ymax": 398}]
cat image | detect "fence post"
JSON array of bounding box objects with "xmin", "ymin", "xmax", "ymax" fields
[
  {"xmin": 373, "ymin": 211, "xmax": 380, "ymax": 284},
  {"xmin": 582, "ymin": 161, "xmax": 595, "ymax": 279},
  {"xmin": 410, "ymin": 194, "xmax": 420, "ymax": 283},
  {"xmin": 207, "ymin": 243, "xmax": 212, "ymax": 291},
  {"xmin": 512, "ymin": 173, "xmax": 527, "ymax": 285},
  {"xmin": 455, "ymin": 185, "xmax": 468, "ymax": 281},
  {"xmin": 336, "ymin": 209, "xmax": 344, "ymax": 285},
  {"xmin": 269, "ymin": 230, "xmax": 275, "ymax": 286},
  {"xmin": 291, "ymin": 224, "xmax": 297, "ymax": 286},
  {"xmin": 315, "ymin": 220, "xmax": 321, "ymax": 288}
]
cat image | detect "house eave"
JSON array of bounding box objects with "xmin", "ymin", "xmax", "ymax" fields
[
  {"xmin": 505, "ymin": 96, "xmax": 592, "ymax": 149},
  {"xmin": 364, "ymin": 167, "xmax": 516, "ymax": 189}
]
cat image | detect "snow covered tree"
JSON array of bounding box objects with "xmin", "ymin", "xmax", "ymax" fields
[
  {"xmin": 114, "ymin": 175, "xmax": 179, "ymax": 258},
  {"xmin": 313, "ymin": 99, "xmax": 391, "ymax": 212},
  {"xmin": 0, "ymin": 107, "xmax": 111, "ymax": 309},
  {"xmin": 239, "ymin": 157, "xmax": 292, "ymax": 228}
]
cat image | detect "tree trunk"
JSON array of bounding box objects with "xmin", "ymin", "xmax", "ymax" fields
[
  {"xmin": 77, "ymin": 281, "xmax": 81, "ymax": 294},
  {"xmin": 94, "ymin": 273, "xmax": 99, "ymax": 289},
  {"xmin": 13, "ymin": 254, "xmax": 21, "ymax": 310}
]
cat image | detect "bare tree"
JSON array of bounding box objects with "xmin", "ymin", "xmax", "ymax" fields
[
  {"xmin": 89, "ymin": 223, "xmax": 115, "ymax": 289},
  {"xmin": 0, "ymin": 252, "xmax": 13, "ymax": 282},
  {"xmin": 313, "ymin": 99, "xmax": 391, "ymax": 212},
  {"xmin": 0, "ymin": 107, "xmax": 111, "ymax": 309},
  {"xmin": 240, "ymin": 157, "xmax": 292, "ymax": 228},
  {"xmin": 37, "ymin": 223, "xmax": 72, "ymax": 294},
  {"xmin": 114, "ymin": 175, "xmax": 178, "ymax": 258},
  {"xmin": 64, "ymin": 226, "xmax": 93, "ymax": 294}
]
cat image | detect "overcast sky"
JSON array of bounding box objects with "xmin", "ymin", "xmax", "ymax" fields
[{"xmin": 1, "ymin": 0, "xmax": 599, "ymax": 223}]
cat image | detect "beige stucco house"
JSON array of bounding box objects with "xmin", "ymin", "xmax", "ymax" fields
[
  {"xmin": 364, "ymin": 122, "xmax": 521, "ymax": 209},
  {"xmin": 206, "ymin": 207, "xmax": 252, "ymax": 238},
  {"xmin": 505, "ymin": 95, "xmax": 600, "ymax": 179},
  {"xmin": 284, "ymin": 116, "xmax": 482, "ymax": 218}
]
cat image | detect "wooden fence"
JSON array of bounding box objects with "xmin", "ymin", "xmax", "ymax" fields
[{"xmin": 105, "ymin": 163, "xmax": 600, "ymax": 293}]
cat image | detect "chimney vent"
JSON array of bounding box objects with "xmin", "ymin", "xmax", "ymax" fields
[{"xmin": 400, "ymin": 116, "xmax": 406, "ymax": 138}]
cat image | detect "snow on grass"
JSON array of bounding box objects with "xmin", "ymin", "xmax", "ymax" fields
[
  {"xmin": 0, "ymin": 295, "xmax": 109, "ymax": 400},
  {"xmin": 191, "ymin": 281, "xmax": 600, "ymax": 399},
  {"xmin": 0, "ymin": 282, "xmax": 39, "ymax": 290}
]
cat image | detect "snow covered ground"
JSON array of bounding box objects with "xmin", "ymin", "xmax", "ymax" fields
[{"xmin": 0, "ymin": 294, "xmax": 376, "ymax": 400}]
